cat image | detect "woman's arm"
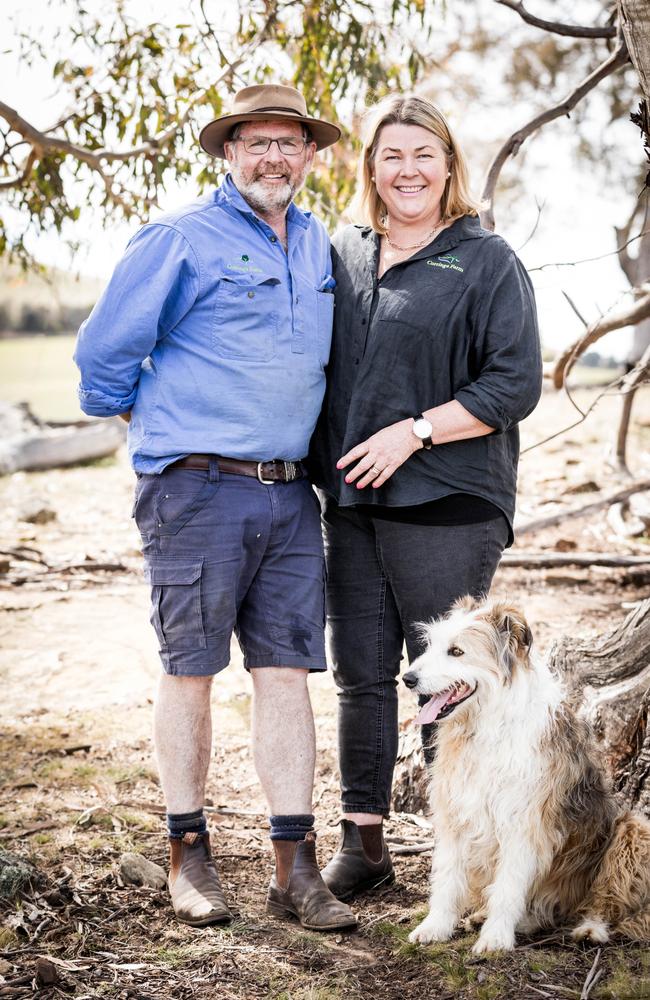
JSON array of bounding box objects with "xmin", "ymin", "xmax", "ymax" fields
[{"xmin": 337, "ymin": 402, "xmax": 494, "ymax": 490}]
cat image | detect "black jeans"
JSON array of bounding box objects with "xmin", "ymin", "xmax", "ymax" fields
[{"xmin": 321, "ymin": 498, "xmax": 509, "ymax": 816}]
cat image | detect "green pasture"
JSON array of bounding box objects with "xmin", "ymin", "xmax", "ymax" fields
[{"xmin": 0, "ymin": 334, "xmax": 82, "ymax": 422}]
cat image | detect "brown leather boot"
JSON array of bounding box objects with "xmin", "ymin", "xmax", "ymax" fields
[
  {"xmin": 321, "ymin": 819, "xmax": 395, "ymax": 901},
  {"xmin": 168, "ymin": 832, "xmax": 232, "ymax": 926},
  {"xmin": 266, "ymin": 832, "xmax": 357, "ymax": 931}
]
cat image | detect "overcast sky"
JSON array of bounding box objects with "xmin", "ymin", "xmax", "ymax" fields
[{"xmin": 2, "ymin": 0, "xmax": 647, "ymax": 359}]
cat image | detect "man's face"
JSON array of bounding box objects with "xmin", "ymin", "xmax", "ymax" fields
[{"xmin": 224, "ymin": 119, "xmax": 316, "ymax": 216}]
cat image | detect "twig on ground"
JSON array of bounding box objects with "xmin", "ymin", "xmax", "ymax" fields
[{"xmin": 580, "ymin": 948, "xmax": 602, "ymax": 1000}]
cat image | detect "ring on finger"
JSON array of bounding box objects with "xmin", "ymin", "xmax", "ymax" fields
[{"xmin": 370, "ymin": 465, "xmax": 381, "ymax": 476}]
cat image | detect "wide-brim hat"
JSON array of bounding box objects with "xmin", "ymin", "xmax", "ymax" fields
[{"xmin": 199, "ymin": 84, "xmax": 341, "ymax": 158}]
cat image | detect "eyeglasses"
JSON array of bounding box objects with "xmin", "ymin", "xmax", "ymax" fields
[{"xmin": 234, "ymin": 136, "xmax": 308, "ymax": 156}]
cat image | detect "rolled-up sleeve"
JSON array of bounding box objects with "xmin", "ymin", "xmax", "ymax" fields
[
  {"xmin": 454, "ymin": 248, "xmax": 542, "ymax": 433},
  {"xmin": 74, "ymin": 224, "xmax": 200, "ymax": 417}
]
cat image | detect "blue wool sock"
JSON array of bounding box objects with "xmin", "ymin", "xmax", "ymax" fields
[
  {"xmin": 269, "ymin": 813, "xmax": 315, "ymax": 841},
  {"xmin": 167, "ymin": 808, "xmax": 207, "ymax": 840}
]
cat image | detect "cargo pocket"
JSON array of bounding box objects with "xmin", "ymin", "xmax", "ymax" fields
[{"xmin": 145, "ymin": 559, "xmax": 207, "ymax": 650}]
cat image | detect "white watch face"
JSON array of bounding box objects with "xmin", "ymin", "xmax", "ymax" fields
[{"xmin": 413, "ymin": 417, "xmax": 433, "ymax": 439}]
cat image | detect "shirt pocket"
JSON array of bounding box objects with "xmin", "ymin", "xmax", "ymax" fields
[
  {"xmin": 315, "ymin": 290, "xmax": 334, "ymax": 367},
  {"xmin": 213, "ymin": 273, "xmax": 280, "ymax": 362}
]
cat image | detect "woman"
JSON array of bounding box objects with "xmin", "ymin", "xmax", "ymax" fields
[{"xmin": 309, "ymin": 94, "xmax": 542, "ymax": 900}]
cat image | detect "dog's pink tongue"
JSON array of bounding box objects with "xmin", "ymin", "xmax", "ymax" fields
[{"xmin": 414, "ymin": 692, "xmax": 450, "ymax": 725}]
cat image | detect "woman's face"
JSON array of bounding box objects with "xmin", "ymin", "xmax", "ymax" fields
[{"xmin": 372, "ymin": 123, "xmax": 449, "ymax": 228}]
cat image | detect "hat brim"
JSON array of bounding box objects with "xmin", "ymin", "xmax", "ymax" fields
[{"xmin": 199, "ymin": 110, "xmax": 341, "ymax": 158}]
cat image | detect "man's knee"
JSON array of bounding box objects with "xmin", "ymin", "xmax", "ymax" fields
[
  {"xmin": 157, "ymin": 673, "xmax": 214, "ymax": 701},
  {"xmin": 251, "ymin": 667, "xmax": 309, "ymax": 691}
]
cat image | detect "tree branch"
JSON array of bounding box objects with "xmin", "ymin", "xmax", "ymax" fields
[
  {"xmin": 481, "ymin": 41, "xmax": 630, "ymax": 231},
  {"xmin": 0, "ymin": 148, "xmax": 37, "ymax": 189},
  {"xmin": 495, "ymin": 0, "xmax": 617, "ymax": 38},
  {"xmin": 552, "ymin": 282, "xmax": 650, "ymax": 388},
  {"xmin": 0, "ymin": 7, "xmax": 280, "ymax": 183}
]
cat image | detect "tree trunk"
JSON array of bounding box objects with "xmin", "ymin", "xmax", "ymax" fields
[
  {"xmin": 619, "ymin": 1, "xmax": 650, "ymax": 130},
  {"xmin": 392, "ymin": 600, "xmax": 650, "ymax": 817},
  {"xmin": 549, "ymin": 597, "xmax": 650, "ymax": 813}
]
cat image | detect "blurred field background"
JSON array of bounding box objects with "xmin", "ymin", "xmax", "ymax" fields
[{"xmin": 0, "ymin": 334, "xmax": 81, "ymax": 422}]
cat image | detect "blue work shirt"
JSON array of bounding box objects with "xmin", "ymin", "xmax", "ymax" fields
[{"xmin": 74, "ymin": 174, "xmax": 334, "ymax": 473}]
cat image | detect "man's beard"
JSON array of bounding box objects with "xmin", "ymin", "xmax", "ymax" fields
[{"xmin": 230, "ymin": 160, "xmax": 308, "ymax": 215}]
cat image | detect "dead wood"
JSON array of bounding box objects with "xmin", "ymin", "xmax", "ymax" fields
[
  {"xmin": 549, "ymin": 598, "xmax": 650, "ymax": 811},
  {"xmin": 501, "ymin": 552, "xmax": 650, "ymax": 568},
  {"xmin": 0, "ymin": 402, "xmax": 126, "ymax": 474},
  {"xmin": 515, "ymin": 478, "xmax": 650, "ymax": 534}
]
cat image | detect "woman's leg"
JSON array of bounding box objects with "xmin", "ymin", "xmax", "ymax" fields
[{"xmin": 322, "ymin": 500, "xmax": 405, "ymax": 817}]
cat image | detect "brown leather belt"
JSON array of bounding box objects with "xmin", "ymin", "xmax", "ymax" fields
[{"xmin": 169, "ymin": 454, "xmax": 306, "ymax": 483}]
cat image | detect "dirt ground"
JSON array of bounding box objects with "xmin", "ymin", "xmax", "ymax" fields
[{"xmin": 1, "ymin": 385, "xmax": 649, "ymax": 1000}]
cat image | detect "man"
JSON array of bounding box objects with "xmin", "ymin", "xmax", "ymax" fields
[{"xmin": 74, "ymin": 84, "xmax": 356, "ymax": 931}]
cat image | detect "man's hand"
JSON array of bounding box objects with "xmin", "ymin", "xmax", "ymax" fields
[
  {"xmin": 337, "ymin": 418, "xmax": 420, "ymax": 489},
  {"xmin": 118, "ymin": 411, "xmax": 131, "ymax": 423}
]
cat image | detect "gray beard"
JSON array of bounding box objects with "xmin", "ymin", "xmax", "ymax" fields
[{"xmin": 236, "ymin": 177, "xmax": 294, "ymax": 215}]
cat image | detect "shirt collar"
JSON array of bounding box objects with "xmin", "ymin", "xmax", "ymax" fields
[
  {"xmin": 360, "ymin": 213, "xmax": 484, "ymax": 271},
  {"xmin": 219, "ymin": 173, "xmax": 311, "ymax": 231}
]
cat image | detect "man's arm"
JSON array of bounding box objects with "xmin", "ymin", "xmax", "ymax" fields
[{"xmin": 74, "ymin": 224, "xmax": 200, "ymax": 418}]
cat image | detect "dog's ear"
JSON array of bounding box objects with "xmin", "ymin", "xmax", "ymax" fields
[
  {"xmin": 484, "ymin": 602, "xmax": 533, "ymax": 680},
  {"xmin": 452, "ymin": 594, "xmax": 480, "ymax": 614}
]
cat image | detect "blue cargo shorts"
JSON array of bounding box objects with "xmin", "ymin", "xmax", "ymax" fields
[{"xmin": 132, "ymin": 460, "xmax": 327, "ymax": 676}]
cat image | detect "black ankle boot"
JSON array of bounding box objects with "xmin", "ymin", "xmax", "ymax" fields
[{"xmin": 321, "ymin": 820, "xmax": 395, "ymax": 901}]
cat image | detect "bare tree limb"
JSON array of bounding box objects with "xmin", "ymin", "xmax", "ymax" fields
[
  {"xmin": 481, "ymin": 41, "xmax": 630, "ymax": 231},
  {"xmin": 529, "ymin": 227, "xmax": 650, "ymax": 271},
  {"xmin": 516, "ymin": 478, "xmax": 650, "ymax": 535},
  {"xmin": 502, "ymin": 553, "xmax": 650, "ymax": 567},
  {"xmin": 495, "ymin": 0, "xmax": 616, "ymax": 39},
  {"xmin": 552, "ymin": 282, "xmax": 650, "ymax": 387}
]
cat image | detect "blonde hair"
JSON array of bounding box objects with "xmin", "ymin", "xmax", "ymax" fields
[{"xmin": 348, "ymin": 94, "xmax": 482, "ymax": 232}]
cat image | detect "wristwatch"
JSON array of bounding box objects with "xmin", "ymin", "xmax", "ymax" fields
[{"xmin": 412, "ymin": 413, "xmax": 433, "ymax": 450}]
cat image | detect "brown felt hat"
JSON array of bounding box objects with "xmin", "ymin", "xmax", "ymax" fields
[{"xmin": 199, "ymin": 84, "xmax": 341, "ymax": 158}]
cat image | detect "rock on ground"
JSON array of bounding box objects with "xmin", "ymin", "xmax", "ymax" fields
[{"xmin": 119, "ymin": 852, "xmax": 167, "ymax": 889}]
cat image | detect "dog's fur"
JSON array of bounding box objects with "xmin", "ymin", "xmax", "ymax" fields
[{"xmin": 404, "ymin": 596, "xmax": 650, "ymax": 954}]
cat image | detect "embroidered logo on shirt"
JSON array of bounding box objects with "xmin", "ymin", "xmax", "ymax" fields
[
  {"xmin": 226, "ymin": 253, "xmax": 263, "ymax": 274},
  {"xmin": 427, "ymin": 254, "xmax": 463, "ymax": 273}
]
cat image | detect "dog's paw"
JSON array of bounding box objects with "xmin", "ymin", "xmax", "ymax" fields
[
  {"xmin": 472, "ymin": 923, "xmax": 516, "ymax": 954},
  {"xmin": 461, "ymin": 909, "xmax": 487, "ymax": 932},
  {"xmin": 408, "ymin": 915, "xmax": 454, "ymax": 945},
  {"xmin": 571, "ymin": 917, "xmax": 609, "ymax": 944}
]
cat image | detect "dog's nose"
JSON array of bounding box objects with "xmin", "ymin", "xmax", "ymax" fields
[{"xmin": 402, "ymin": 671, "xmax": 418, "ymax": 689}]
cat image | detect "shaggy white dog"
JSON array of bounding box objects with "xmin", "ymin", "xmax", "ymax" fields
[{"xmin": 403, "ymin": 597, "xmax": 650, "ymax": 954}]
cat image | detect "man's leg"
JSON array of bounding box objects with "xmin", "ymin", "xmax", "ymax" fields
[
  {"xmin": 250, "ymin": 667, "xmax": 314, "ymax": 814},
  {"xmin": 249, "ymin": 665, "xmax": 356, "ymax": 929},
  {"xmin": 153, "ymin": 673, "xmax": 232, "ymax": 926},
  {"xmin": 154, "ymin": 674, "xmax": 213, "ymax": 814}
]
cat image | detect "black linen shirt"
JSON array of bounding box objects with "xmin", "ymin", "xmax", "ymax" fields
[{"xmin": 308, "ymin": 215, "xmax": 542, "ymax": 546}]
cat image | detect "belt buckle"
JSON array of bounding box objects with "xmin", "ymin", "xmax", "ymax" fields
[
  {"xmin": 257, "ymin": 462, "xmax": 275, "ymax": 484},
  {"xmin": 283, "ymin": 461, "xmax": 298, "ymax": 482}
]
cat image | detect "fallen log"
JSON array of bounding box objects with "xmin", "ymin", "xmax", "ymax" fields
[
  {"xmin": 501, "ymin": 552, "xmax": 650, "ymax": 568},
  {"xmin": 0, "ymin": 401, "xmax": 126, "ymax": 474},
  {"xmin": 515, "ymin": 478, "xmax": 650, "ymax": 535}
]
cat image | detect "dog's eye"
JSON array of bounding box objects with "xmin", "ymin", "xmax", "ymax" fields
[{"xmin": 448, "ymin": 646, "xmax": 464, "ymax": 657}]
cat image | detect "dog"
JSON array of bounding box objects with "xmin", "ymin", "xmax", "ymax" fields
[{"xmin": 403, "ymin": 596, "xmax": 650, "ymax": 954}]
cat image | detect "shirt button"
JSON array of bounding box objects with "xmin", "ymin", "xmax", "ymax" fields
[
  {"xmin": 270, "ymin": 236, "xmax": 277, "ymax": 243},
  {"xmin": 247, "ymin": 290, "xmax": 255, "ymax": 298}
]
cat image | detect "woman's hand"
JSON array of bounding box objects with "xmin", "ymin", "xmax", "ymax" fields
[{"xmin": 337, "ymin": 418, "xmax": 420, "ymax": 489}]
